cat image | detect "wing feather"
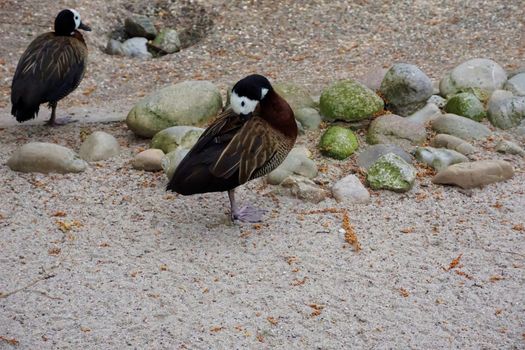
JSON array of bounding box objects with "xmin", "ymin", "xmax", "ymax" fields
[{"xmin": 211, "ymin": 117, "xmax": 280, "ymax": 184}]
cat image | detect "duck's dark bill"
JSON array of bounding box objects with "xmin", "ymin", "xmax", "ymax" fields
[{"xmin": 79, "ymin": 22, "xmax": 91, "ymax": 31}]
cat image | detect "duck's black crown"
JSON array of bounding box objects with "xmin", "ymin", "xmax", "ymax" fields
[{"xmin": 232, "ymin": 74, "xmax": 272, "ymax": 101}]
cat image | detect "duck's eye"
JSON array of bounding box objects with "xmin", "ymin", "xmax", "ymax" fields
[
  {"xmin": 75, "ymin": 16, "xmax": 79, "ymax": 20},
  {"xmin": 241, "ymin": 101, "xmax": 245, "ymax": 107}
]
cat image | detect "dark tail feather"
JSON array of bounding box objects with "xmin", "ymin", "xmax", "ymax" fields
[{"xmin": 11, "ymin": 100, "xmax": 39, "ymax": 122}]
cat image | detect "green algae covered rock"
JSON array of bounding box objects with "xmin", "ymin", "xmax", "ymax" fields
[
  {"xmin": 318, "ymin": 126, "xmax": 359, "ymax": 160},
  {"xmin": 444, "ymin": 92, "xmax": 486, "ymax": 121},
  {"xmin": 366, "ymin": 153, "xmax": 416, "ymax": 192},
  {"xmin": 319, "ymin": 79, "xmax": 384, "ymax": 121}
]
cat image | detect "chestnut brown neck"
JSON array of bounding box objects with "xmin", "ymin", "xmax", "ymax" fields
[
  {"xmin": 260, "ymin": 89, "xmax": 297, "ymax": 140},
  {"xmin": 71, "ymin": 30, "xmax": 86, "ymax": 45}
]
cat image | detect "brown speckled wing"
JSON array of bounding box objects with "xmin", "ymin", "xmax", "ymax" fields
[{"xmin": 211, "ymin": 117, "xmax": 281, "ymax": 184}]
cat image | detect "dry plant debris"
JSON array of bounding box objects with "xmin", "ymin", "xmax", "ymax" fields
[
  {"xmin": 399, "ymin": 288, "xmax": 410, "ymax": 297},
  {"xmin": 0, "ymin": 336, "xmax": 19, "ymax": 346},
  {"xmin": 267, "ymin": 316, "xmax": 278, "ymax": 325},
  {"xmin": 309, "ymin": 303, "xmax": 324, "ymax": 317},
  {"xmin": 445, "ymin": 254, "xmax": 463, "ymax": 271},
  {"xmin": 342, "ymin": 211, "xmax": 361, "ymax": 252}
]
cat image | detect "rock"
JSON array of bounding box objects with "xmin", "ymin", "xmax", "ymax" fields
[
  {"xmin": 432, "ymin": 160, "xmax": 514, "ymax": 188},
  {"xmin": 331, "ymin": 175, "xmax": 370, "ymax": 204},
  {"xmin": 357, "ymin": 144, "xmax": 413, "ymax": 170},
  {"xmin": 406, "ymin": 103, "xmax": 441, "ymax": 125},
  {"xmin": 132, "ymin": 149, "xmax": 165, "ymax": 171},
  {"xmin": 439, "ymin": 58, "xmax": 507, "ymax": 101},
  {"xmin": 149, "ymin": 28, "xmax": 181, "ymax": 54},
  {"xmin": 120, "ymin": 37, "xmax": 152, "ymax": 59},
  {"xmin": 367, "ymin": 114, "xmax": 427, "ymax": 149},
  {"xmin": 366, "ymin": 153, "xmax": 417, "ymax": 192},
  {"xmin": 150, "ymin": 126, "xmax": 204, "ymax": 153},
  {"xmin": 431, "ymin": 114, "xmax": 491, "ymax": 140},
  {"xmin": 431, "ymin": 134, "xmax": 477, "ymax": 155},
  {"xmin": 318, "ymin": 126, "xmax": 359, "ymax": 160},
  {"xmin": 79, "ymin": 131, "xmax": 120, "ymax": 161},
  {"xmin": 7, "ymin": 142, "xmax": 87, "ymax": 174},
  {"xmin": 273, "ymin": 82, "xmax": 316, "ymax": 113},
  {"xmin": 319, "ymin": 79, "xmax": 384, "ymax": 121},
  {"xmin": 162, "ymin": 148, "xmax": 189, "ymax": 180},
  {"xmin": 487, "ymin": 95, "xmax": 525, "ymax": 129},
  {"xmin": 106, "ymin": 39, "xmax": 124, "ymax": 55},
  {"xmin": 413, "ymin": 146, "xmax": 469, "ymax": 172},
  {"xmin": 280, "ymin": 176, "xmax": 328, "ymax": 203},
  {"xmin": 427, "ymin": 95, "xmax": 447, "ymax": 108},
  {"xmin": 379, "ymin": 63, "xmax": 433, "ymax": 116},
  {"xmin": 126, "ymin": 81, "xmax": 222, "ymax": 137},
  {"xmin": 444, "ymin": 92, "xmax": 486, "ymax": 121},
  {"xmin": 295, "ymin": 107, "xmax": 321, "ymax": 130},
  {"xmin": 267, "ymin": 147, "xmax": 317, "ymax": 185},
  {"xmin": 504, "ymin": 73, "xmax": 525, "ymax": 96},
  {"xmin": 124, "ymin": 14, "xmax": 157, "ymax": 40},
  {"xmin": 357, "ymin": 66, "xmax": 388, "ymax": 91},
  {"xmin": 495, "ymin": 140, "xmax": 525, "ymax": 156}
]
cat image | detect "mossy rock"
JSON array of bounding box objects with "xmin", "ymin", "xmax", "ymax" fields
[
  {"xmin": 366, "ymin": 153, "xmax": 416, "ymax": 192},
  {"xmin": 151, "ymin": 126, "xmax": 204, "ymax": 153},
  {"xmin": 444, "ymin": 92, "xmax": 486, "ymax": 121},
  {"xmin": 319, "ymin": 79, "xmax": 384, "ymax": 121},
  {"xmin": 318, "ymin": 126, "xmax": 359, "ymax": 160}
]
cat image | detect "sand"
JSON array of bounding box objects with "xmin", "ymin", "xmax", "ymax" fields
[{"xmin": 1, "ymin": 0, "xmax": 524, "ymax": 348}]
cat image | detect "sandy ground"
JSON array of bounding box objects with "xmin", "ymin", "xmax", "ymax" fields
[{"xmin": 1, "ymin": 0, "xmax": 525, "ymax": 348}]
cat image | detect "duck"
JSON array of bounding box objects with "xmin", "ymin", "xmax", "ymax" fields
[
  {"xmin": 167, "ymin": 74, "xmax": 297, "ymax": 223},
  {"xmin": 11, "ymin": 9, "xmax": 91, "ymax": 126}
]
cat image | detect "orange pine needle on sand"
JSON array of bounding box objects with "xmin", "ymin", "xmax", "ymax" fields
[{"xmin": 342, "ymin": 211, "xmax": 361, "ymax": 252}]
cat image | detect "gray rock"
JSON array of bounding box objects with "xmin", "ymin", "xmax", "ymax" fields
[
  {"xmin": 487, "ymin": 94, "xmax": 525, "ymax": 129},
  {"xmin": 380, "ymin": 63, "xmax": 434, "ymax": 116},
  {"xmin": 431, "ymin": 114, "xmax": 491, "ymax": 140},
  {"xmin": 406, "ymin": 103, "xmax": 442, "ymax": 125},
  {"xmin": 7, "ymin": 142, "xmax": 87, "ymax": 174},
  {"xmin": 432, "ymin": 160, "xmax": 514, "ymax": 189},
  {"xmin": 126, "ymin": 81, "xmax": 222, "ymax": 137},
  {"xmin": 150, "ymin": 29, "xmax": 181, "ymax": 54},
  {"xmin": 280, "ymin": 176, "xmax": 328, "ymax": 203},
  {"xmin": 427, "ymin": 95, "xmax": 447, "ymax": 108},
  {"xmin": 273, "ymin": 82, "xmax": 316, "ymax": 113},
  {"xmin": 124, "ymin": 14, "xmax": 157, "ymax": 40},
  {"xmin": 367, "ymin": 114, "xmax": 427, "ymax": 150},
  {"xmin": 150, "ymin": 126, "xmax": 204, "ymax": 153},
  {"xmin": 495, "ymin": 140, "xmax": 525, "ymax": 156},
  {"xmin": 106, "ymin": 39, "xmax": 124, "ymax": 56},
  {"xmin": 79, "ymin": 131, "xmax": 121, "ymax": 161},
  {"xmin": 132, "ymin": 149, "xmax": 165, "ymax": 171},
  {"xmin": 295, "ymin": 107, "xmax": 321, "ymax": 130},
  {"xmin": 357, "ymin": 66, "xmax": 388, "ymax": 91},
  {"xmin": 504, "ymin": 73, "xmax": 525, "ymax": 96},
  {"xmin": 357, "ymin": 144, "xmax": 413, "ymax": 170},
  {"xmin": 120, "ymin": 37, "xmax": 152, "ymax": 59},
  {"xmin": 267, "ymin": 147, "xmax": 317, "ymax": 185},
  {"xmin": 439, "ymin": 58, "xmax": 507, "ymax": 101},
  {"xmin": 331, "ymin": 174, "xmax": 370, "ymax": 204},
  {"xmin": 431, "ymin": 134, "xmax": 477, "ymax": 155},
  {"xmin": 366, "ymin": 153, "xmax": 417, "ymax": 192},
  {"xmin": 413, "ymin": 146, "xmax": 469, "ymax": 172},
  {"xmin": 162, "ymin": 148, "xmax": 189, "ymax": 180},
  {"xmin": 319, "ymin": 79, "xmax": 384, "ymax": 121}
]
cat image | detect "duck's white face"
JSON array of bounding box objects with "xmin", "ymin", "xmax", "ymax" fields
[
  {"xmin": 69, "ymin": 9, "xmax": 81, "ymax": 30},
  {"xmin": 230, "ymin": 88, "xmax": 269, "ymax": 116}
]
